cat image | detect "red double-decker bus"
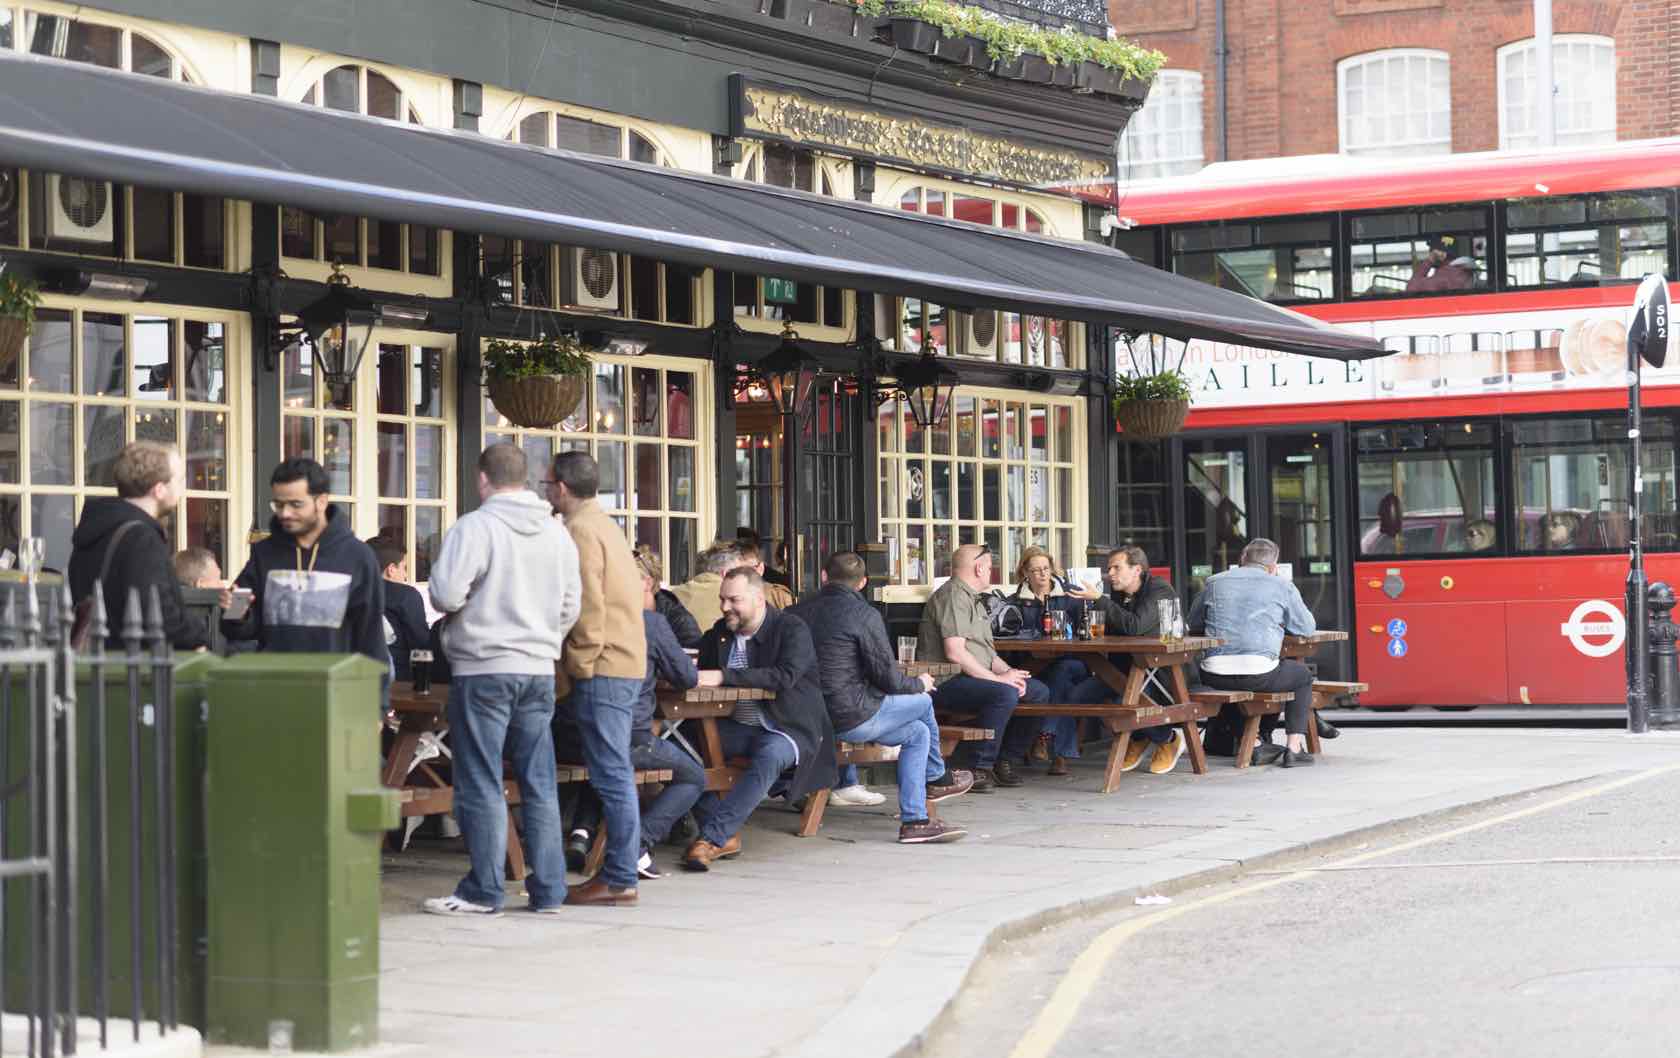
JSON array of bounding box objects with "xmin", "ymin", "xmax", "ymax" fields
[{"xmin": 1086, "ymin": 139, "xmax": 1680, "ymax": 707}]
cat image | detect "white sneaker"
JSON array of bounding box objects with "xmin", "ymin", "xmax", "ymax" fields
[
  {"xmin": 829, "ymin": 784, "xmax": 886, "ymax": 807},
  {"xmin": 637, "ymin": 850, "xmax": 664, "ymax": 880},
  {"xmin": 421, "ymin": 895, "xmax": 501, "ymax": 917}
]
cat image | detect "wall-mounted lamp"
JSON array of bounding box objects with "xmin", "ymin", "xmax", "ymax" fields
[
  {"xmin": 883, "ymin": 351, "xmax": 960, "ymax": 428},
  {"xmin": 55, "ymin": 270, "xmax": 152, "ymax": 300}
]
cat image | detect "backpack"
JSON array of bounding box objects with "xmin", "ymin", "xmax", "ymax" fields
[
  {"xmin": 70, "ymin": 521, "xmax": 140, "ymax": 651},
  {"xmin": 981, "ymin": 592, "xmax": 1025, "ymax": 637}
]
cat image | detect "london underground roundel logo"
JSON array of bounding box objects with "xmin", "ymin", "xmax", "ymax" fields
[{"xmin": 1560, "ymin": 600, "xmax": 1626, "ymax": 658}]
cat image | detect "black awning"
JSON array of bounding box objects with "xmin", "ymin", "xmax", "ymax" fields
[{"xmin": 0, "ymin": 53, "xmax": 1383, "ymax": 360}]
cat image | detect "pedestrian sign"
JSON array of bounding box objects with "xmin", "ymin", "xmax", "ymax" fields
[
  {"xmin": 1386, "ymin": 618, "xmax": 1408, "ymax": 638},
  {"xmin": 1387, "ymin": 638, "xmax": 1408, "ymax": 658}
]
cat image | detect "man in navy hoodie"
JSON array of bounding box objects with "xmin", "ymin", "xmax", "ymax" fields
[{"xmin": 221, "ymin": 459, "xmax": 386, "ymax": 671}]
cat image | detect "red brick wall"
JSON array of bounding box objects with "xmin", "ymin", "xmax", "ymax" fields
[{"xmin": 1108, "ymin": 0, "xmax": 1667, "ymax": 162}]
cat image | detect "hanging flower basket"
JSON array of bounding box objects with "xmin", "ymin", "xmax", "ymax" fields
[
  {"xmin": 1113, "ymin": 398, "xmax": 1189, "ymax": 439},
  {"xmin": 0, "ymin": 316, "xmax": 27, "ymax": 375},
  {"xmin": 0, "ymin": 271, "xmax": 42, "ymax": 376},
  {"xmin": 483, "ymin": 335, "xmax": 591, "ymax": 429}
]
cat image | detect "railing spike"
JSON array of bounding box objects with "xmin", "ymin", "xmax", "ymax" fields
[
  {"xmin": 87, "ymin": 581, "xmax": 109, "ymax": 657},
  {"xmin": 121, "ymin": 587, "xmax": 145, "ymax": 656}
]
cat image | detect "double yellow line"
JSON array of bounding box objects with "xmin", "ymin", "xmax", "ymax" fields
[{"xmin": 1008, "ymin": 762, "xmax": 1680, "ymax": 1058}]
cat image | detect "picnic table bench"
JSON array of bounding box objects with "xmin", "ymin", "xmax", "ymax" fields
[{"xmin": 1228, "ymin": 632, "xmax": 1367, "ymax": 767}]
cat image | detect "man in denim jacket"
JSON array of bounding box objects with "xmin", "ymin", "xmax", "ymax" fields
[{"xmin": 1188, "ymin": 539, "xmax": 1319, "ymax": 767}]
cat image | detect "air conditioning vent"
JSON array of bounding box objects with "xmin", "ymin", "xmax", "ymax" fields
[
  {"xmin": 562, "ymin": 247, "xmax": 622, "ymax": 311},
  {"xmin": 45, "ymin": 175, "xmax": 114, "ymax": 243},
  {"xmin": 958, "ymin": 309, "xmax": 999, "ymax": 358}
]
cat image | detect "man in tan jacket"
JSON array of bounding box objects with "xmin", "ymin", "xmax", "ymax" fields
[
  {"xmin": 669, "ymin": 540, "xmax": 741, "ymax": 632},
  {"xmin": 546, "ymin": 451, "xmax": 649, "ymax": 907}
]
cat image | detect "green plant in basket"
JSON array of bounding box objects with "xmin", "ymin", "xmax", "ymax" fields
[
  {"xmin": 482, "ymin": 334, "xmax": 591, "ymax": 382},
  {"xmin": 1112, "ymin": 370, "xmax": 1191, "ymax": 406},
  {"xmin": 0, "ymin": 270, "xmax": 42, "ymax": 332}
]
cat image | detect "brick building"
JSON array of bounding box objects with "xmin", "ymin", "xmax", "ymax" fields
[{"xmin": 1109, "ymin": 0, "xmax": 1673, "ymax": 177}]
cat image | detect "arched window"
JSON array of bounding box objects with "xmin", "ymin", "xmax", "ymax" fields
[
  {"xmin": 1119, "ymin": 70, "xmax": 1204, "ymax": 180},
  {"xmin": 511, "ymin": 111, "xmax": 671, "ymax": 165},
  {"xmin": 299, "ymin": 64, "xmax": 423, "ymax": 124},
  {"xmin": 19, "ymin": 11, "xmax": 192, "ymax": 82},
  {"xmin": 1337, "ymin": 49, "xmax": 1451, "ymax": 156},
  {"xmin": 1498, "ymin": 35, "xmax": 1616, "ymax": 149}
]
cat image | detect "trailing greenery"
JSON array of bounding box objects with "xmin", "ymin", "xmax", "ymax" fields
[
  {"xmin": 880, "ymin": 0, "xmax": 1166, "ymax": 75},
  {"xmin": 0, "ymin": 270, "xmax": 41, "ymax": 331},
  {"xmin": 482, "ymin": 334, "xmax": 591, "ymax": 381},
  {"xmin": 854, "ymin": 0, "xmax": 888, "ymax": 15},
  {"xmin": 1112, "ymin": 370, "xmax": 1192, "ymax": 405}
]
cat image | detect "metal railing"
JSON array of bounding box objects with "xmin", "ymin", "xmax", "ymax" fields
[{"xmin": 1, "ymin": 577, "xmax": 179, "ymax": 1057}]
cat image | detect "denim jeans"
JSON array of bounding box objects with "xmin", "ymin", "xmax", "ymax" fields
[
  {"xmin": 447, "ymin": 674, "xmax": 565, "ymax": 910},
  {"xmin": 1040, "ymin": 659, "xmax": 1090, "ymax": 760},
  {"xmin": 1202, "ymin": 659, "xmax": 1314, "ymax": 736},
  {"xmin": 631, "ymin": 738, "xmax": 705, "ymax": 849},
  {"xmin": 931, "ymin": 674, "xmax": 1048, "ymax": 768},
  {"xmin": 836, "ymin": 765, "xmax": 861, "ymax": 789},
  {"xmin": 569, "ymin": 675, "xmax": 643, "ymax": 889},
  {"xmin": 1067, "ymin": 675, "xmax": 1172, "ymax": 744},
  {"xmin": 837, "ymin": 692, "xmax": 945, "ymax": 821},
  {"xmin": 693, "ymin": 718, "xmax": 796, "ymax": 846}
]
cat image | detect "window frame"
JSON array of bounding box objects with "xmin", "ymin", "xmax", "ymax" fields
[
  {"xmin": 1169, "ymin": 214, "xmax": 1338, "ymax": 305},
  {"xmin": 1497, "ymin": 34, "xmax": 1618, "ymax": 151},
  {"xmin": 1118, "ymin": 69, "xmax": 1205, "ymax": 181},
  {"xmin": 1336, "ymin": 48, "xmax": 1452, "ymax": 157},
  {"xmin": 1342, "ymin": 201, "xmax": 1494, "ymax": 301},
  {"xmin": 1353, "ymin": 418, "xmax": 1501, "ymax": 560},
  {"xmin": 1498, "ymin": 189, "xmax": 1675, "ymax": 290},
  {"xmin": 1506, "ymin": 411, "xmax": 1680, "ymax": 556}
]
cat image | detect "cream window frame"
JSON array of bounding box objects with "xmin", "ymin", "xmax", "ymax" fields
[
  {"xmin": 1337, "ymin": 48, "xmax": 1452, "ymax": 157},
  {"xmin": 874, "ymin": 171, "xmax": 1081, "ymax": 239},
  {"xmin": 731, "ymin": 143, "xmax": 856, "ymax": 342},
  {"xmin": 478, "ymin": 241, "xmax": 710, "ymax": 328},
  {"xmin": 4, "ymin": 166, "xmax": 239, "ymax": 272},
  {"xmin": 0, "ymin": 295, "xmax": 248, "ymax": 574},
  {"xmin": 9, "ymin": 5, "xmax": 206, "ymax": 83},
  {"xmin": 875, "ymin": 385, "xmax": 1085, "ymax": 601},
  {"xmin": 1496, "ymin": 35, "xmax": 1617, "ymax": 150},
  {"xmin": 1119, "ymin": 70, "xmax": 1206, "ymax": 181}
]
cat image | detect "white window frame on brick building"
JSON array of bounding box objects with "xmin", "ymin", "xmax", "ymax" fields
[
  {"xmin": 1497, "ymin": 35, "xmax": 1617, "ymax": 150},
  {"xmin": 1337, "ymin": 49, "xmax": 1452, "ymax": 156},
  {"xmin": 1118, "ymin": 70, "xmax": 1204, "ymax": 180}
]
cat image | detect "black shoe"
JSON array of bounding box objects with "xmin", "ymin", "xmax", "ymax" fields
[
  {"xmin": 564, "ymin": 828, "xmax": 591, "ymax": 871},
  {"xmin": 991, "ymin": 758, "xmax": 1025, "ymax": 787},
  {"xmin": 1281, "ymin": 747, "xmax": 1315, "ymax": 768},
  {"xmin": 1250, "ymin": 743, "xmax": 1285, "ymax": 766},
  {"xmin": 1315, "ymin": 714, "xmax": 1340, "ymax": 740},
  {"xmin": 969, "ymin": 769, "xmax": 998, "ymax": 794}
]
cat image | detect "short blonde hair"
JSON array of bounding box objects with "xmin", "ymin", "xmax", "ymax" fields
[
  {"xmin": 1014, "ymin": 545, "xmax": 1063, "ymax": 584},
  {"xmin": 113, "ymin": 441, "xmax": 178, "ymax": 499},
  {"xmin": 632, "ymin": 543, "xmax": 663, "ymax": 581}
]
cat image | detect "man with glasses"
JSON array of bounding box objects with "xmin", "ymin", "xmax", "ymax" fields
[{"xmin": 221, "ymin": 458, "xmax": 386, "ymax": 670}]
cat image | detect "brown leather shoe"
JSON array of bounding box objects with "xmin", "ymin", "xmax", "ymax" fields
[
  {"xmin": 681, "ymin": 834, "xmax": 742, "ymax": 872},
  {"xmin": 563, "ymin": 877, "xmax": 638, "ymax": 907}
]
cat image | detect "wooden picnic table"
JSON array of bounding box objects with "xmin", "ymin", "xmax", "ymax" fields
[
  {"xmin": 1281, "ymin": 630, "xmax": 1348, "ymax": 658},
  {"xmin": 993, "ymin": 635, "xmax": 1228, "ymax": 792}
]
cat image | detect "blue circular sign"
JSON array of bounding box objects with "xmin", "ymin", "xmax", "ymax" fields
[
  {"xmin": 1386, "ymin": 618, "xmax": 1408, "ymax": 638},
  {"xmin": 1387, "ymin": 637, "xmax": 1409, "ymax": 658}
]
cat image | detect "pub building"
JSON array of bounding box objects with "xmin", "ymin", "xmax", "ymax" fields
[{"xmin": 0, "ymin": 0, "xmax": 1374, "ymax": 608}]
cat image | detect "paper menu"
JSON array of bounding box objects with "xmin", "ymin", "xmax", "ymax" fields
[{"xmin": 1066, "ymin": 567, "xmax": 1103, "ymax": 592}]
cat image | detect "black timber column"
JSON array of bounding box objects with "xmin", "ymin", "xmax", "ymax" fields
[
  {"xmin": 711, "ymin": 274, "xmax": 737, "ymax": 541},
  {"xmin": 455, "ymin": 234, "xmax": 485, "ymax": 515},
  {"xmin": 1083, "ymin": 203, "xmax": 1115, "ymax": 557},
  {"xmin": 248, "ymin": 203, "xmax": 283, "ymax": 543},
  {"xmin": 854, "ymin": 161, "xmax": 879, "ymax": 550}
]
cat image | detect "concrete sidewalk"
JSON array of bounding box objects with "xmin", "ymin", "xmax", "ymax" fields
[{"xmin": 367, "ymin": 728, "xmax": 1677, "ymax": 1058}]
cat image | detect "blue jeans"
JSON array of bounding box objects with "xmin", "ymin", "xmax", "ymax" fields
[
  {"xmin": 837, "ymin": 693, "xmax": 946, "ymax": 822},
  {"xmin": 693, "ymin": 718, "xmax": 796, "ymax": 846},
  {"xmin": 631, "ymin": 738, "xmax": 705, "ymax": 849},
  {"xmin": 569, "ymin": 676, "xmax": 643, "ymax": 889},
  {"xmin": 1070, "ymin": 675, "xmax": 1172, "ymax": 744},
  {"xmin": 931, "ymin": 674, "xmax": 1048, "ymax": 768},
  {"xmin": 1041, "ymin": 659, "xmax": 1090, "ymax": 760},
  {"xmin": 447, "ymin": 674, "xmax": 565, "ymax": 910},
  {"xmin": 836, "ymin": 765, "xmax": 861, "ymax": 789}
]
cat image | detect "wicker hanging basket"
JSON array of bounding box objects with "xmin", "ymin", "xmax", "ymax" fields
[
  {"xmin": 0, "ymin": 316, "xmax": 27, "ymax": 375},
  {"xmin": 487, "ymin": 372, "xmax": 587, "ymax": 430},
  {"xmin": 1113, "ymin": 398, "xmax": 1190, "ymax": 439}
]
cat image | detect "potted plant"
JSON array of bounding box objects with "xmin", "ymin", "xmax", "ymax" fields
[
  {"xmin": 483, "ymin": 334, "xmax": 591, "ymax": 430},
  {"xmin": 0, "ymin": 268, "xmax": 42, "ymax": 375},
  {"xmin": 1111, "ymin": 369, "xmax": 1192, "ymax": 439}
]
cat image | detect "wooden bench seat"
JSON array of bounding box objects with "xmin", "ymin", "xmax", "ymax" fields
[
  {"xmin": 1231, "ymin": 680, "xmax": 1371, "ymax": 767},
  {"xmin": 793, "ymin": 724, "xmax": 995, "ymax": 837},
  {"xmin": 555, "ymin": 764, "xmax": 679, "ymax": 877}
]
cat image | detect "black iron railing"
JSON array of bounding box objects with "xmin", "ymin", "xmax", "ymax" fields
[{"xmin": 1, "ymin": 577, "xmax": 179, "ymax": 1057}]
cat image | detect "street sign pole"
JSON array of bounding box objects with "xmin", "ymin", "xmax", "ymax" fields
[{"xmin": 1625, "ymin": 275, "xmax": 1669, "ymax": 733}]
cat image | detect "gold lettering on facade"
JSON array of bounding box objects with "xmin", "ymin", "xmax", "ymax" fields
[{"xmin": 739, "ymin": 86, "xmax": 1113, "ymax": 186}]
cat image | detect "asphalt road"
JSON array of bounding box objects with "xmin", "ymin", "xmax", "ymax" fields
[{"xmin": 924, "ymin": 762, "xmax": 1680, "ymax": 1058}]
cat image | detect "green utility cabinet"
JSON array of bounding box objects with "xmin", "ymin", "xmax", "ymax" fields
[{"xmin": 205, "ymin": 654, "xmax": 397, "ymax": 1052}]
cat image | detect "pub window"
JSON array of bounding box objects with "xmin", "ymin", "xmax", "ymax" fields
[
  {"xmin": 1502, "ymin": 190, "xmax": 1672, "ymax": 288},
  {"xmin": 1115, "ymin": 438, "xmax": 1172, "ymax": 571},
  {"xmin": 18, "ymin": 169, "xmax": 230, "ymax": 269},
  {"xmin": 483, "ymin": 351, "xmax": 705, "ymax": 585},
  {"xmin": 511, "ymin": 110, "xmax": 672, "ymax": 165},
  {"xmin": 1355, "ymin": 421, "xmax": 1496, "ymax": 556},
  {"xmin": 0, "ymin": 306, "xmax": 238, "ymax": 574},
  {"xmin": 480, "ymin": 242, "xmax": 701, "ymax": 326},
  {"xmin": 1349, "ymin": 205, "xmax": 1490, "ymax": 297},
  {"xmin": 734, "ymin": 144, "xmax": 848, "ymax": 328},
  {"xmin": 21, "ymin": 12, "xmax": 194, "ymax": 82},
  {"xmin": 1171, "ymin": 217, "xmax": 1334, "ymax": 303},
  {"xmin": 1509, "ymin": 415, "xmax": 1678, "ymax": 553}
]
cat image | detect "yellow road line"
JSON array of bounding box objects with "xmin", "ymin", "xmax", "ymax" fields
[{"xmin": 1006, "ymin": 762, "xmax": 1680, "ymax": 1058}]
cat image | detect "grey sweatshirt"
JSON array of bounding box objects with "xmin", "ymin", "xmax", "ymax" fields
[{"xmin": 428, "ymin": 490, "xmax": 582, "ymax": 677}]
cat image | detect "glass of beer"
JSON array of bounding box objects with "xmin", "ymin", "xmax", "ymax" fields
[
  {"xmin": 1157, "ymin": 598, "xmax": 1182, "ymax": 645},
  {"xmin": 897, "ymin": 637, "xmax": 918, "ymax": 664},
  {"xmin": 1088, "ymin": 604, "xmax": 1106, "ymax": 638},
  {"xmin": 411, "ymin": 649, "xmax": 434, "ymax": 694}
]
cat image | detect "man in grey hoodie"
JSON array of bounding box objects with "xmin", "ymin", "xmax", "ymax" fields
[{"xmin": 421, "ymin": 444, "xmax": 582, "ymax": 917}]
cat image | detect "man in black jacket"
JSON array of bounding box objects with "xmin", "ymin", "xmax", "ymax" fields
[
  {"xmin": 221, "ymin": 459, "xmax": 386, "ymax": 675},
  {"xmin": 68, "ymin": 441, "xmax": 207, "ymax": 650},
  {"xmin": 790, "ymin": 552, "xmax": 973, "ymax": 844},
  {"xmin": 683, "ymin": 567, "xmax": 837, "ymax": 870},
  {"xmin": 369, "ymin": 537, "xmax": 431, "ymax": 682},
  {"xmin": 1067, "ymin": 546, "xmax": 1185, "ymax": 776}
]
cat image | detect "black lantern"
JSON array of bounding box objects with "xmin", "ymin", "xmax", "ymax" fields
[
  {"xmin": 298, "ymin": 261, "xmax": 379, "ymax": 408},
  {"xmin": 891, "ymin": 351, "xmax": 960, "ymax": 428},
  {"xmin": 754, "ymin": 321, "xmax": 821, "ymax": 417}
]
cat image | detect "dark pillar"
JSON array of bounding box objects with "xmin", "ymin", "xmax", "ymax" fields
[
  {"xmin": 454, "ymin": 233, "xmax": 485, "ymax": 515},
  {"xmin": 711, "ymin": 275, "xmax": 737, "ymax": 541},
  {"xmin": 248, "ymin": 203, "xmax": 283, "ymax": 542}
]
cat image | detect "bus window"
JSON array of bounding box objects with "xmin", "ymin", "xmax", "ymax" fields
[
  {"xmin": 1356, "ymin": 422, "xmax": 1496, "ymax": 556},
  {"xmin": 1503, "ymin": 190, "xmax": 1673, "ymax": 288},
  {"xmin": 1112, "ymin": 225, "xmax": 1161, "ymax": 269},
  {"xmin": 1170, "ymin": 217, "xmax": 1334, "ymax": 303},
  {"xmin": 1349, "ymin": 205, "xmax": 1490, "ymax": 297},
  {"xmin": 1509, "ymin": 416, "xmax": 1678, "ymax": 552}
]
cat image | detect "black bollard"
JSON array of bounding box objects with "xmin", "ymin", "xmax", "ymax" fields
[{"xmin": 1648, "ymin": 582, "xmax": 1680, "ymax": 731}]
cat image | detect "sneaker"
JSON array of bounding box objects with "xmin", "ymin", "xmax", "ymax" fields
[
  {"xmin": 898, "ymin": 818, "xmax": 967, "ymax": 844},
  {"xmin": 991, "ymin": 758, "xmax": 1024, "ymax": 787},
  {"xmin": 969, "ymin": 769, "xmax": 997, "ymax": 794},
  {"xmin": 422, "ymin": 895, "xmax": 501, "ymax": 918},
  {"xmin": 1281, "ymin": 747, "xmax": 1315, "ymax": 768},
  {"xmin": 1147, "ymin": 732, "xmax": 1187, "ymax": 775},
  {"xmin": 1120, "ymin": 737, "xmax": 1150, "ymax": 772},
  {"xmin": 1027, "ymin": 732, "xmax": 1052, "ymax": 763},
  {"xmin": 564, "ymin": 828, "xmax": 592, "ymax": 872},
  {"xmin": 1251, "ymin": 742, "xmax": 1285, "ymax": 766},
  {"xmin": 637, "ymin": 849, "xmax": 664, "ymax": 880},
  {"xmin": 927, "ymin": 769, "xmax": 975, "ymax": 803},
  {"xmin": 830, "ymin": 784, "xmax": 886, "ymax": 807}
]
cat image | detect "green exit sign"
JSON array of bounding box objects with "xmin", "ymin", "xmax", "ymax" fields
[{"xmin": 764, "ymin": 277, "xmax": 799, "ymax": 305}]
